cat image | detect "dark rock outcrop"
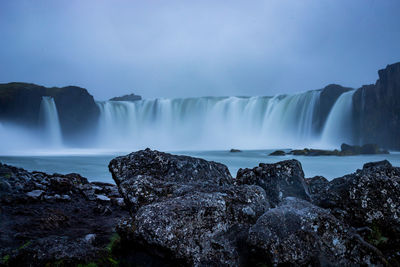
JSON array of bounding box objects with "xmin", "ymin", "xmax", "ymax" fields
[
  {"xmin": 270, "ymin": 143, "xmax": 389, "ymax": 157},
  {"xmin": 236, "ymin": 160, "xmax": 310, "ymax": 207},
  {"xmin": 0, "ymin": 82, "xmax": 100, "ymax": 144},
  {"xmin": 230, "ymin": 148, "xmax": 242, "ymax": 153},
  {"xmin": 247, "ymin": 198, "xmax": 385, "ymax": 266},
  {"xmin": 0, "ymin": 162, "xmax": 128, "ymax": 266},
  {"xmin": 353, "ymin": 62, "xmax": 400, "ymax": 149},
  {"xmin": 110, "ymin": 93, "xmax": 142, "ymax": 102}
]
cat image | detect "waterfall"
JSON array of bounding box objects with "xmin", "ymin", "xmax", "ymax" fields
[
  {"xmin": 39, "ymin": 96, "xmax": 63, "ymax": 147},
  {"xmin": 96, "ymin": 90, "xmax": 323, "ymax": 150},
  {"xmin": 320, "ymin": 90, "xmax": 355, "ymax": 147}
]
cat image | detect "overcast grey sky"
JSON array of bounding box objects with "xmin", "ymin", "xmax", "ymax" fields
[{"xmin": 0, "ymin": 0, "xmax": 399, "ymax": 100}]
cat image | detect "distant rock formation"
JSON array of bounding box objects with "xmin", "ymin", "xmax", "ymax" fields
[
  {"xmin": 109, "ymin": 93, "xmax": 142, "ymax": 102},
  {"xmin": 0, "ymin": 82, "xmax": 99, "ymax": 144},
  {"xmin": 352, "ymin": 62, "xmax": 400, "ymax": 149},
  {"xmin": 269, "ymin": 143, "xmax": 389, "ymax": 156}
]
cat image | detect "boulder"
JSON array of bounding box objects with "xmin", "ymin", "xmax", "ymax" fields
[
  {"xmin": 311, "ymin": 160, "xmax": 400, "ymax": 262},
  {"xmin": 128, "ymin": 186, "xmax": 269, "ymax": 266},
  {"xmin": 109, "ymin": 148, "xmax": 233, "ymax": 212},
  {"xmin": 110, "ymin": 149, "xmax": 270, "ymax": 266},
  {"xmin": 236, "ymin": 159, "xmax": 310, "ymax": 207},
  {"xmin": 247, "ymin": 198, "xmax": 385, "ymax": 266}
]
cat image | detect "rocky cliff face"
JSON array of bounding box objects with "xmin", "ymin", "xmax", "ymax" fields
[
  {"xmin": 0, "ymin": 82, "xmax": 100, "ymax": 144},
  {"xmin": 353, "ymin": 62, "xmax": 400, "ymax": 149}
]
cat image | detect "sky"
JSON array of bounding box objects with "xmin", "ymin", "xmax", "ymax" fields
[{"xmin": 0, "ymin": 0, "xmax": 399, "ymax": 100}]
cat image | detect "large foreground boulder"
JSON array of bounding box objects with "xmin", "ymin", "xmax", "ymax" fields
[
  {"xmin": 247, "ymin": 198, "xmax": 385, "ymax": 266},
  {"xmin": 110, "ymin": 149, "xmax": 269, "ymax": 266},
  {"xmin": 109, "ymin": 148, "xmax": 233, "ymax": 212},
  {"xmin": 129, "ymin": 186, "xmax": 269, "ymax": 266}
]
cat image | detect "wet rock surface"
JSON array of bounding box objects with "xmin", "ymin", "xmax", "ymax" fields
[
  {"xmin": 109, "ymin": 148, "xmax": 233, "ymax": 212},
  {"xmin": 2, "ymin": 149, "xmax": 400, "ymax": 266},
  {"xmin": 236, "ymin": 159, "xmax": 310, "ymax": 207},
  {"xmin": 247, "ymin": 198, "xmax": 385, "ymax": 266},
  {"xmin": 310, "ymin": 160, "xmax": 400, "ymax": 263},
  {"xmin": 0, "ymin": 163, "xmax": 128, "ymax": 266}
]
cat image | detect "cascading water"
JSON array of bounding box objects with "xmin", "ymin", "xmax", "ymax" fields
[
  {"xmin": 320, "ymin": 90, "xmax": 355, "ymax": 147},
  {"xmin": 39, "ymin": 96, "xmax": 63, "ymax": 147},
  {"xmin": 96, "ymin": 90, "xmax": 323, "ymax": 150}
]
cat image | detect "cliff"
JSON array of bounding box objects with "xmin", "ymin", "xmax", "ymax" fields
[
  {"xmin": 353, "ymin": 62, "xmax": 400, "ymax": 149},
  {"xmin": 0, "ymin": 82, "xmax": 100, "ymax": 144}
]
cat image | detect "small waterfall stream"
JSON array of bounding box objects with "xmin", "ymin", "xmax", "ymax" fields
[
  {"xmin": 320, "ymin": 90, "xmax": 355, "ymax": 147},
  {"xmin": 40, "ymin": 96, "xmax": 63, "ymax": 147}
]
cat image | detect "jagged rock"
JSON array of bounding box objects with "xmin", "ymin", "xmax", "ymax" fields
[
  {"xmin": 236, "ymin": 159, "xmax": 310, "ymax": 207},
  {"xmin": 305, "ymin": 175, "xmax": 329, "ymax": 196},
  {"xmin": 111, "ymin": 149, "xmax": 270, "ymax": 266},
  {"xmin": 230, "ymin": 149, "xmax": 242, "ymax": 152},
  {"xmin": 311, "ymin": 160, "xmax": 400, "ymax": 262},
  {"xmin": 247, "ymin": 198, "xmax": 385, "ymax": 266},
  {"xmin": 124, "ymin": 185, "xmax": 269, "ymax": 266},
  {"xmin": 109, "ymin": 148, "xmax": 233, "ymax": 212}
]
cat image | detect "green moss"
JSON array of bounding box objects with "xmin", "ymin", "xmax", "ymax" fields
[
  {"xmin": 368, "ymin": 224, "xmax": 388, "ymax": 246},
  {"xmin": 106, "ymin": 233, "xmax": 121, "ymax": 254},
  {"xmin": 3, "ymin": 173, "xmax": 11, "ymax": 179},
  {"xmin": 19, "ymin": 241, "xmax": 32, "ymax": 250},
  {"xmin": 2, "ymin": 254, "xmax": 10, "ymax": 264}
]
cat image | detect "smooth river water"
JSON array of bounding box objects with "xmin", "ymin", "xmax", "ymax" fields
[{"xmin": 1, "ymin": 149, "xmax": 400, "ymax": 184}]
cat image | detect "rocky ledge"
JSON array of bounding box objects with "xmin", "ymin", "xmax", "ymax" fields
[{"xmin": 1, "ymin": 149, "xmax": 400, "ymax": 266}]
